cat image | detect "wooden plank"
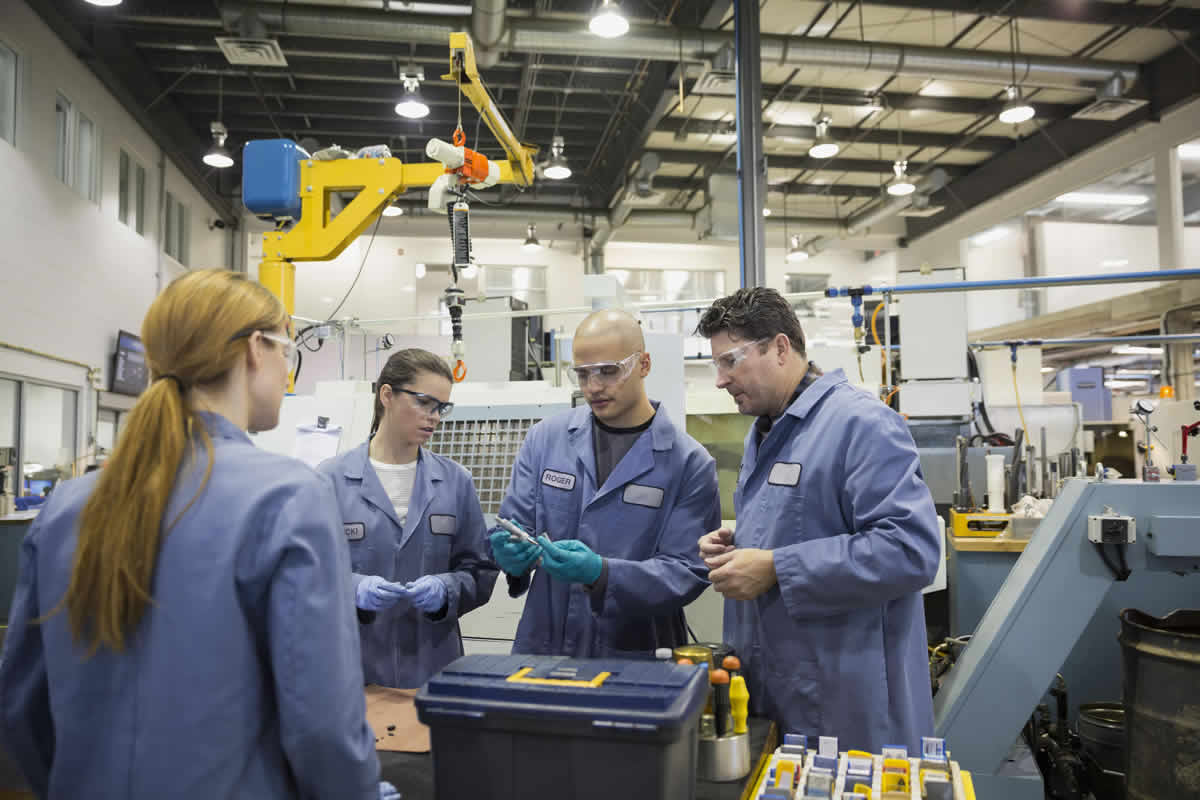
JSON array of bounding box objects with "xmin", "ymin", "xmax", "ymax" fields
[{"xmin": 949, "ymin": 536, "xmax": 1029, "ymax": 553}]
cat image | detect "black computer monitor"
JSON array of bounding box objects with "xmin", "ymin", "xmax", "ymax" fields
[{"xmin": 110, "ymin": 330, "xmax": 149, "ymax": 396}]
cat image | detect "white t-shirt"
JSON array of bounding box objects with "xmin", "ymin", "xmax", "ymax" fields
[{"xmin": 370, "ymin": 458, "xmax": 418, "ymax": 526}]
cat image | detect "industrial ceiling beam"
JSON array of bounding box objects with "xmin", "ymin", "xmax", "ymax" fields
[
  {"xmin": 907, "ymin": 34, "xmax": 1200, "ymax": 240},
  {"xmin": 210, "ymin": 3, "xmax": 1138, "ymax": 90},
  {"xmin": 682, "ymin": 81, "xmax": 1084, "ymax": 120},
  {"xmin": 854, "ymin": 0, "xmax": 1200, "ymax": 31},
  {"xmin": 657, "ymin": 116, "xmax": 1010, "ymax": 154},
  {"xmin": 651, "ymin": 147, "xmax": 972, "ymax": 177}
]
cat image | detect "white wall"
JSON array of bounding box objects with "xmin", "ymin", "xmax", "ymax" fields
[
  {"xmin": 0, "ymin": 1, "xmax": 230, "ymax": 469},
  {"xmin": 964, "ymin": 225, "xmax": 1028, "ymax": 331}
]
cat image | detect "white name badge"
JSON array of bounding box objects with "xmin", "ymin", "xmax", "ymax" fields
[
  {"xmin": 768, "ymin": 462, "xmax": 803, "ymax": 487},
  {"xmin": 623, "ymin": 484, "xmax": 665, "ymax": 508},
  {"xmin": 541, "ymin": 469, "xmax": 577, "ymax": 492},
  {"xmin": 344, "ymin": 522, "xmax": 366, "ymax": 541}
]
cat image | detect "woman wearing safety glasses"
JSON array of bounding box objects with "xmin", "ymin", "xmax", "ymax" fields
[
  {"xmin": 0, "ymin": 270, "xmax": 394, "ymax": 799},
  {"xmin": 317, "ymin": 349, "xmax": 498, "ymax": 689}
]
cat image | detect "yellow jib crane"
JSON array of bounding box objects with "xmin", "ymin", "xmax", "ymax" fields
[{"xmin": 244, "ymin": 32, "xmax": 538, "ymax": 382}]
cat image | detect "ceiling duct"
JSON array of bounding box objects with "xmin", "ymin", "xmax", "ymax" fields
[
  {"xmin": 217, "ymin": 9, "xmax": 288, "ymax": 67},
  {"xmin": 693, "ymin": 43, "xmax": 737, "ymax": 96},
  {"xmin": 1072, "ymin": 73, "xmax": 1147, "ymax": 121},
  {"xmin": 217, "ymin": 3, "xmax": 1139, "ymax": 91}
]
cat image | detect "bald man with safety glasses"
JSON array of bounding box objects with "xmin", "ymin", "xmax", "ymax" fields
[{"xmin": 488, "ymin": 310, "xmax": 721, "ymax": 657}]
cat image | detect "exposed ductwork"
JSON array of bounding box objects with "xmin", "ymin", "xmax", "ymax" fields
[
  {"xmin": 471, "ymin": 0, "xmax": 506, "ymax": 69},
  {"xmin": 802, "ymin": 169, "xmax": 951, "ymax": 256},
  {"xmin": 218, "ymin": 3, "xmax": 1139, "ymax": 91}
]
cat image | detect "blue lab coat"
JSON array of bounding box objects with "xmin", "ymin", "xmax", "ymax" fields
[
  {"xmin": 0, "ymin": 413, "xmax": 380, "ymax": 800},
  {"xmin": 499, "ymin": 403, "xmax": 719, "ymax": 657},
  {"xmin": 318, "ymin": 443, "xmax": 498, "ymax": 688},
  {"xmin": 726, "ymin": 370, "xmax": 939, "ymax": 753}
]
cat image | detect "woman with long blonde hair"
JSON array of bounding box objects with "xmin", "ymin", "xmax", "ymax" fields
[{"xmin": 0, "ymin": 270, "xmax": 397, "ymax": 800}]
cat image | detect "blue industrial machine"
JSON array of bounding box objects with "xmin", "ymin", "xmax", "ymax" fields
[
  {"xmin": 1058, "ymin": 367, "xmax": 1111, "ymax": 422},
  {"xmin": 933, "ymin": 477, "xmax": 1200, "ymax": 798}
]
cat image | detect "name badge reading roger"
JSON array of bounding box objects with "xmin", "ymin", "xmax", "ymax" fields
[
  {"xmin": 541, "ymin": 469, "xmax": 577, "ymax": 491},
  {"xmin": 623, "ymin": 484, "xmax": 665, "ymax": 508},
  {"xmin": 768, "ymin": 462, "xmax": 803, "ymax": 487},
  {"xmin": 429, "ymin": 514, "xmax": 457, "ymax": 535},
  {"xmin": 344, "ymin": 522, "xmax": 366, "ymax": 541}
]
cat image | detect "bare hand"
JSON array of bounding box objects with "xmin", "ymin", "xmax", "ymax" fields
[
  {"xmin": 706, "ymin": 548, "xmax": 777, "ymax": 601},
  {"xmin": 699, "ymin": 527, "xmax": 735, "ymax": 560}
]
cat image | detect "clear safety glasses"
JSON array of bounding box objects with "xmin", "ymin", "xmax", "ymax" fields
[
  {"xmin": 569, "ymin": 351, "xmax": 642, "ymax": 388},
  {"xmin": 393, "ymin": 387, "xmax": 455, "ymax": 419},
  {"xmin": 259, "ymin": 332, "xmax": 299, "ymax": 369},
  {"xmin": 710, "ymin": 338, "xmax": 769, "ymax": 376}
]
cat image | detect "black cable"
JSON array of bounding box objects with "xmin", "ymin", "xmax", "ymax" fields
[
  {"xmin": 292, "ymin": 346, "xmax": 303, "ymax": 388},
  {"xmin": 1094, "ymin": 542, "xmax": 1130, "ymax": 581},
  {"xmin": 1114, "ymin": 542, "xmax": 1131, "ymax": 581},
  {"xmin": 325, "ymin": 213, "xmax": 383, "ymax": 321}
]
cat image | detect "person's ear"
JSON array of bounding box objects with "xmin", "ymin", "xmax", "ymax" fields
[
  {"xmin": 245, "ymin": 331, "xmax": 268, "ymax": 372},
  {"xmin": 640, "ymin": 352, "xmax": 652, "ymax": 377}
]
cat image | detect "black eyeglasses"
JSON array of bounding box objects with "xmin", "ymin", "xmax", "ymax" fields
[{"xmin": 392, "ymin": 387, "xmax": 454, "ymax": 419}]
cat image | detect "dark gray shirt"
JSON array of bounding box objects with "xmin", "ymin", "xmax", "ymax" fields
[{"xmin": 593, "ymin": 412, "xmax": 656, "ymax": 488}]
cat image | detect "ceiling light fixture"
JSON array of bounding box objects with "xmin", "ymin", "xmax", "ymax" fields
[
  {"xmin": 1178, "ymin": 142, "xmax": 1200, "ymax": 160},
  {"xmin": 394, "ymin": 55, "xmax": 429, "ymax": 119},
  {"xmin": 522, "ymin": 223, "xmax": 542, "ymax": 250},
  {"xmin": 544, "ymin": 135, "xmax": 571, "ymax": 180},
  {"xmin": 590, "ymin": 0, "xmax": 630, "ymax": 38},
  {"xmin": 786, "ymin": 234, "xmax": 809, "ymax": 262},
  {"xmin": 204, "ymin": 121, "xmax": 234, "ymax": 169},
  {"xmin": 887, "ymin": 160, "xmax": 916, "ymax": 196},
  {"xmin": 762, "ymin": 207, "xmax": 772, "ymax": 217},
  {"xmin": 382, "ymin": 202, "xmax": 404, "ymax": 217},
  {"xmin": 998, "ymin": 20, "xmax": 1035, "ymax": 125},
  {"xmin": 84, "ymin": 0, "xmax": 123, "ymax": 6},
  {"xmin": 415, "ymin": 262, "xmax": 426, "ymax": 279},
  {"xmin": 808, "ymin": 111, "xmax": 840, "ymax": 159},
  {"xmin": 999, "ymin": 86, "xmax": 1035, "ymax": 125},
  {"xmin": 203, "ymin": 76, "xmax": 234, "ymax": 169},
  {"xmin": 1056, "ymin": 191, "xmax": 1149, "ymax": 206}
]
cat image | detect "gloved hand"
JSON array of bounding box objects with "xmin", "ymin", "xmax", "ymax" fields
[
  {"xmin": 403, "ymin": 575, "xmax": 448, "ymax": 614},
  {"xmin": 489, "ymin": 527, "xmax": 542, "ymax": 577},
  {"xmin": 537, "ymin": 535, "xmax": 603, "ymax": 585},
  {"xmin": 355, "ymin": 575, "xmax": 409, "ymax": 612},
  {"xmin": 379, "ymin": 781, "xmax": 402, "ymax": 800}
]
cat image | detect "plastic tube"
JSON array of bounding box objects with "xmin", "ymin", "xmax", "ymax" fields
[{"xmin": 986, "ymin": 453, "xmax": 1006, "ymax": 513}]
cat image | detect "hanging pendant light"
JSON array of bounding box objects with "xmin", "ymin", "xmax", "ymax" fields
[
  {"xmin": 522, "ymin": 223, "xmax": 543, "ymax": 250},
  {"xmin": 887, "ymin": 160, "xmax": 916, "ymax": 197},
  {"xmin": 808, "ymin": 111, "xmax": 840, "ymax": 159},
  {"xmin": 544, "ymin": 135, "xmax": 571, "ymax": 180},
  {"xmin": 590, "ymin": 0, "xmax": 629, "ymax": 38},
  {"xmin": 999, "ymin": 20, "xmax": 1035, "ymax": 125},
  {"xmin": 786, "ymin": 234, "xmax": 810, "ymax": 263}
]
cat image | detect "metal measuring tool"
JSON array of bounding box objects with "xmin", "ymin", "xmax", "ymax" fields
[{"xmin": 496, "ymin": 517, "xmax": 538, "ymax": 545}]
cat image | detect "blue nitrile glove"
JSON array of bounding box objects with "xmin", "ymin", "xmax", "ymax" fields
[
  {"xmin": 403, "ymin": 575, "xmax": 448, "ymax": 614},
  {"xmin": 379, "ymin": 781, "xmax": 402, "ymax": 800},
  {"xmin": 537, "ymin": 535, "xmax": 603, "ymax": 585},
  {"xmin": 356, "ymin": 575, "xmax": 409, "ymax": 611},
  {"xmin": 489, "ymin": 527, "xmax": 543, "ymax": 577}
]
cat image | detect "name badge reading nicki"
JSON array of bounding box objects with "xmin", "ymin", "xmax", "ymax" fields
[
  {"xmin": 768, "ymin": 463, "xmax": 803, "ymax": 487},
  {"xmin": 344, "ymin": 522, "xmax": 366, "ymax": 541},
  {"xmin": 541, "ymin": 469, "xmax": 577, "ymax": 491}
]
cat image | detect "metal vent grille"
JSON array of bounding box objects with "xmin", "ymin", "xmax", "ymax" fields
[
  {"xmin": 1071, "ymin": 96, "xmax": 1146, "ymax": 121},
  {"xmin": 692, "ymin": 69, "xmax": 737, "ymax": 96},
  {"xmin": 899, "ymin": 204, "xmax": 946, "ymax": 218},
  {"xmin": 216, "ymin": 37, "xmax": 289, "ymax": 68},
  {"xmin": 427, "ymin": 418, "xmax": 538, "ymax": 514}
]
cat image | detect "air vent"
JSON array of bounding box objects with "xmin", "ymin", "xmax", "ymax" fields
[
  {"xmin": 899, "ymin": 204, "xmax": 945, "ymax": 218},
  {"xmin": 216, "ymin": 37, "xmax": 288, "ymax": 68},
  {"xmin": 1071, "ymin": 96, "xmax": 1147, "ymax": 121},
  {"xmin": 693, "ymin": 69, "xmax": 737, "ymax": 96},
  {"xmin": 622, "ymin": 187, "xmax": 664, "ymax": 207}
]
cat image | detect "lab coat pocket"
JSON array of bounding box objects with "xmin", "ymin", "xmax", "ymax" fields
[
  {"xmin": 425, "ymin": 532, "xmax": 453, "ymax": 574},
  {"xmin": 346, "ymin": 538, "xmax": 375, "ymax": 574}
]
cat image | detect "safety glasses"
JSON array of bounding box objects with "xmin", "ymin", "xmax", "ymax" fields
[
  {"xmin": 259, "ymin": 332, "xmax": 298, "ymax": 368},
  {"xmin": 711, "ymin": 338, "xmax": 770, "ymax": 376},
  {"xmin": 392, "ymin": 387, "xmax": 455, "ymax": 419},
  {"xmin": 569, "ymin": 351, "xmax": 642, "ymax": 388}
]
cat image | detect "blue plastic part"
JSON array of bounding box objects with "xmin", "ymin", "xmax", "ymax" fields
[
  {"xmin": 811, "ymin": 755, "xmax": 838, "ymax": 773},
  {"xmin": 921, "ymin": 736, "xmax": 947, "ymax": 762},
  {"xmin": 242, "ymin": 139, "xmax": 303, "ymax": 220},
  {"xmin": 783, "ymin": 733, "xmax": 808, "ymax": 748}
]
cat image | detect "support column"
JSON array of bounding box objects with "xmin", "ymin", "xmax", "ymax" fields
[
  {"xmin": 734, "ymin": 0, "xmax": 766, "ymax": 288},
  {"xmin": 1156, "ymin": 146, "xmax": 1193, "ymax": 402}
]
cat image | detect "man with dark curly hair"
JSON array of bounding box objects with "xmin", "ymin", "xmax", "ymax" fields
[{"xmin": 695, "ymin": 287, "xmax": 939, "ymax": 753}]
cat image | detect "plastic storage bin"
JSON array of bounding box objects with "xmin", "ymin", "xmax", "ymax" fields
[{"xmin": 415, "ymin": 654, "xmax": 710, "ymax": 800}]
